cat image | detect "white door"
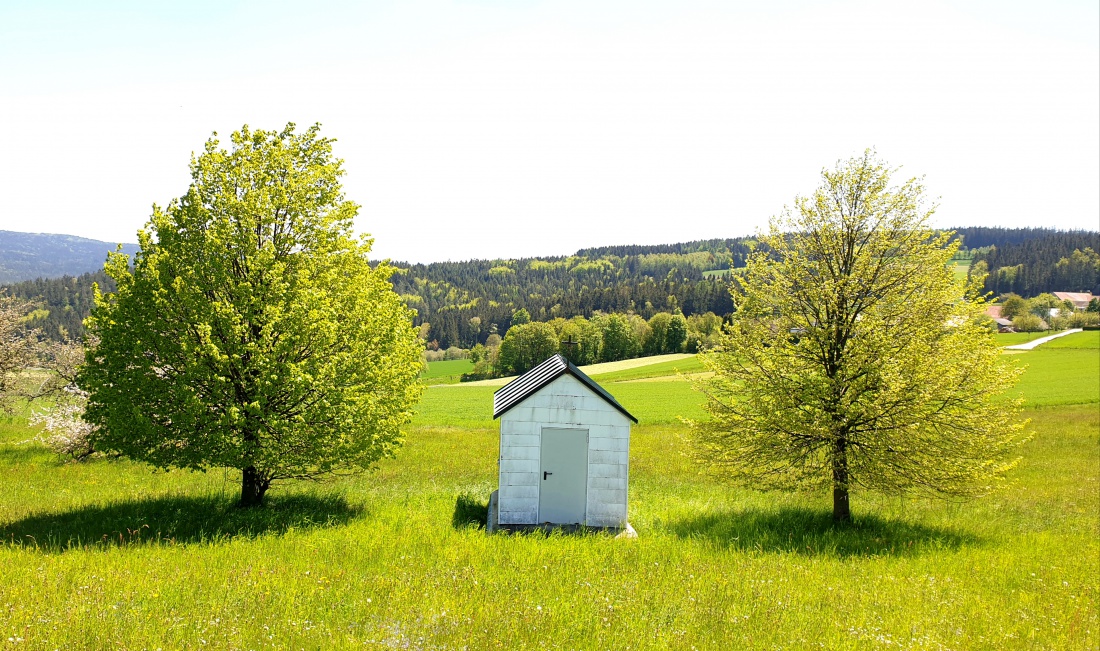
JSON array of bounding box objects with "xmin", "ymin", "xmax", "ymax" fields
[{"xmin": 538, "ymin": 427, "xmax": 589, "ymax": 524}]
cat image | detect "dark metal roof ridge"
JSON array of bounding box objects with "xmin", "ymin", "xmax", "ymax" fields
[{"xmin": 493, "ymin": 354, "xmax": 638, "ymax": 423}]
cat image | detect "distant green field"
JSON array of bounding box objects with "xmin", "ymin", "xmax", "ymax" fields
[
  {"xmin": 419, "ymin": 335, "xmax": 1097, "ymax": 423},
  {"xmin": 950, "ymin": 260, "xmax": 970, "ymax": 281},
  {"xmin": 1005, "ymin": 345, "xmax": 1100, "ymax": 407},
  {"xmin": 589, "ymin": 355, "xmax": 706, "ymax": 382},
  {"xmin": 420, "ymin": 358, "xmax": 473, "ymax": 384},
  {"xmin": 1043, "ymin": 330, "xmax": 1099, "ymax": 349},
  {"xmin": 413, "ymin": 385, "xmax": 496, "ymax": 427},
  {"xmin": 702, "ymin": 269, "xmax": 731, "ymax": 278},
  {"xmin": 996, "ymin": 329, "xmax": 1099, "ymax": 348},
  {"xmin": 423, "ymin": 333, "xmax": 1099, "ymax": 423}
]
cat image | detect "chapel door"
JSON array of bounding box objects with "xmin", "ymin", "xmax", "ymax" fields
[{"xmin": 538, "ymin": 427, "xmax": 589, "ymax": 524}]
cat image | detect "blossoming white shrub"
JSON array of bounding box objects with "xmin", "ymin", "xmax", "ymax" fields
[{"xmin": 29, "ymin": 390, "xmax": 96, "ymax": 460}]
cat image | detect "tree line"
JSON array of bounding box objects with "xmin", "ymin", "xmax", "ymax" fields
[
  {"xmin": 2, "ymin": 270, "xmax": 116, "ymax": 341},
  {"xmin": 964, "ymin": 229, "xmax": 1100, "ymax": 296},
  {"xmin": 460, "ymin": 308, "xmax": 724, "ymax": 379},
  {"xmin": 390, "ymin": 252, "xmax": 737, "ymax": 350},
  {"xmin": 3, "ymin": 228, "xmax": 1096, "ymax": 346}
]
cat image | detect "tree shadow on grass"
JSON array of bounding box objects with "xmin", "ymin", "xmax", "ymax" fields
[
  {"xmin": 2, "ymin": 493, "xmax": 362, "ymax": 553},
  {"xmin": 666, "ymin": 507, "xmax": 980, "ymax": 558},
  {"xmin": 0, "ymin": 445, "xmax": 49, "ymax": 465}
]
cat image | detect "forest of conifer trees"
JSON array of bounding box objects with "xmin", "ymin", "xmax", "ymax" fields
[{"xmin": 2, "ymin": 228, "xmax": 1096, "ymax": 346}]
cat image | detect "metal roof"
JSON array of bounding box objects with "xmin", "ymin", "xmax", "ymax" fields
[{"xmin": 492, "ymin": 354, "xmax": 638, "ymax": 423}]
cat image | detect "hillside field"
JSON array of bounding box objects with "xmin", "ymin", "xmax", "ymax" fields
[
  {"xmin": 419, "ymin": 359, "xmax": 475, "ymax": 385},
  {"xmin": 0, "ymin": 333, "xmax": 1097, "ymax": 648}
]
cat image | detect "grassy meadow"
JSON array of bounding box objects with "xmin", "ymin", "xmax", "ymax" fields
[
  {"xmin": 1, "ymin": 334, "xmax": 1097, "ymax": 648},
  {"xmin": 419, "ymin": 359, "xmax": 475, "ymax": 385}
]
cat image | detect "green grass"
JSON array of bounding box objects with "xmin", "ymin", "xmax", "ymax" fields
[
  {"xmin": 1043, "ymin": 330, "xmax": 1099, "ymax": 349},
  {"xmin": 1004, "ymin": 347, "xmax": 1100, "ymax": 407},
  {"xmin": 996, "ymin": 331, "xmax": 1053, "ymax": 345},
  {"xmin": 1, "ymin": 345, "xmax": 1097, "ymax": 649},
  {"xmin": 419, "ymin": 358, "xmax": 474, "ymax": 385},
  {"xmin": 994, "ymin": 329, "xmax": 1095, "ymax": 347},
  {"xmin": 413, "ymin": 385, "xmax": 497, "ymax": 428}
]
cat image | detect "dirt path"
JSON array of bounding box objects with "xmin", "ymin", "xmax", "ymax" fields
[{"xmin": 1003, "ymin": 328, "xmax": 1083, "ymax": 350}]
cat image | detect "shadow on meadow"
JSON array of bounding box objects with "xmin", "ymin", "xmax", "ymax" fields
[
  {"xmin": 0, "ymin": 445, "xmax": 48, "ymax": 465},
  {"xmin": 666, "ymin": 507, "xmax": 980, "ymax": 557},
  {"xmin": 2, "ymin": 493, "xmax": 362, "ymax": 553},
  {"xmin": 451, "ymin": 492, "xmax": 489, "ymax": 529}
]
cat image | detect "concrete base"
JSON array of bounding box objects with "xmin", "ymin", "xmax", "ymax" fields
[
  {"xmin": 486, "ymin": 489, "xmax": 636, "ymax": 537},
  {"xmin": 486, "ymin": 490, "xmax": 500, "ymax": 533}
]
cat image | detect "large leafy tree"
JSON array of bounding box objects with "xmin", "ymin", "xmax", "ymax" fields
[
  {"xmin": 599, "ymin": 313, "xmax": 639, "ymax": 362},
  {"xmin": 666, "ymin": 312, "xmax": 688, "ymax": 353},
  {"xmin": 692, "ymin": 151, "xmax": 1027, "ymax": 522},
  {"xmin": 644, "ymin": 312, "xmax": 672, "ymax": 355},
  {"xmin": 557, "ymin": 316, "xmax": 602, "ymax": 366},
  {"xmin": 497, "ymin": 322, "xmax": 560, "ymax": 375},
  {"xmin": 81, "ymin": 124, "xmax": 423, "ymax": 506}
]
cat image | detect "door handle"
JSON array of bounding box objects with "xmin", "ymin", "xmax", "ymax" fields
[{"xmin": 543, "ymin": 471, "xmax": 553, "ymax": 480}]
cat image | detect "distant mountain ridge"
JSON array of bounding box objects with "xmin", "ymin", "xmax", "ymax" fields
[{"xmin": 0, "ymin": 230, "xmax": 139, "ymax": 283}]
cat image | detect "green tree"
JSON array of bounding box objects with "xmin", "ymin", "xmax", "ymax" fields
[
  {"xmin": 998, "ymin": 294, "xmax": 1027, "ymax": 320},
  {"xmin": 599, "ymin": 313, "xmax": 639, "ymax": 362},
  {"xmin": 645, "ymin": 312, "xmax": 672, "ymax": 355},
  {"xmin": 81, "ymin": 124, "xmax": 423, "ymax": 507},
  {"xmin": 1011, "ymin": 313, "xmax": 1047, "ymax": 333},
  {"xmin": 686, "ymin": 312, "xmax": 723, "ymax": 352},
  {"xmin": 510, "ymin": 308, "xmax": 531, "ymax": 327},
  {"xmin": 666, "ymin": 312, "xmax": 688, "ymax": 353},
  {"xmin": 1053, "ymin": 247, "xmax": 1100, "ymax": 291},
  {"xmin": 692, "ymin": 151, "xmax": 1027, "ymax": 522},
  {"xmin": 558, "ymin": 316, "xmax": 601, "ymax": 365},
  {"xmin": 1028, "ymin": 293, "xmax": 1062, "ymax": 319},
  {"xmin": 497, "ymin": 322, "xmax": 560, "ymax": 375}
]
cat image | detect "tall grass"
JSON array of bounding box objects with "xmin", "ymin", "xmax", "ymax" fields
[{"xmin": 0, "ymin": 344, "xmax": 1096, "ymax": 649}]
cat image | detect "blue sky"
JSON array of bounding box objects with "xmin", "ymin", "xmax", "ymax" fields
[{"xmin": 1, "ymin": 1, "xmax": 1097, "ymax": 262}]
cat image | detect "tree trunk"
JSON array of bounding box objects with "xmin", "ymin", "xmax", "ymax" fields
[
  {"xmin": 832, "ymin": 439, "xmax": 852, "ymax": 523},
  {"xmin": 240, "ymin": 465, "xmax": 268, "ymax": 507}
]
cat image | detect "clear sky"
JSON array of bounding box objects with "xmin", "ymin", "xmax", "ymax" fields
[{"xmin": 1, "ymin": 1, "xmax": 1097, "ymax": 263}]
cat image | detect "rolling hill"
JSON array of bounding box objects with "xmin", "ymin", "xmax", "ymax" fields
[{"xmin": 0, "ymin": 230, "xmax": 139, "ymax": 284}]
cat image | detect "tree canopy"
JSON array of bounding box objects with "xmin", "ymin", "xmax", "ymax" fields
[
  {"xmin": 497, "ymin": 322, "xmax": 559, "ymax": 375},
  {"xmin": 81, "ymin": 123, "xmax": 422, "ymax": 506},
  {"xmin": 692, "ymin": 151, "xmax": 1028, "ymax": 521}
]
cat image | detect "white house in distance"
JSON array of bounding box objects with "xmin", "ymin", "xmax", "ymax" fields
[{"xmin": 489, "ymin": 354, "xmax": 637, "ymax": 532}]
